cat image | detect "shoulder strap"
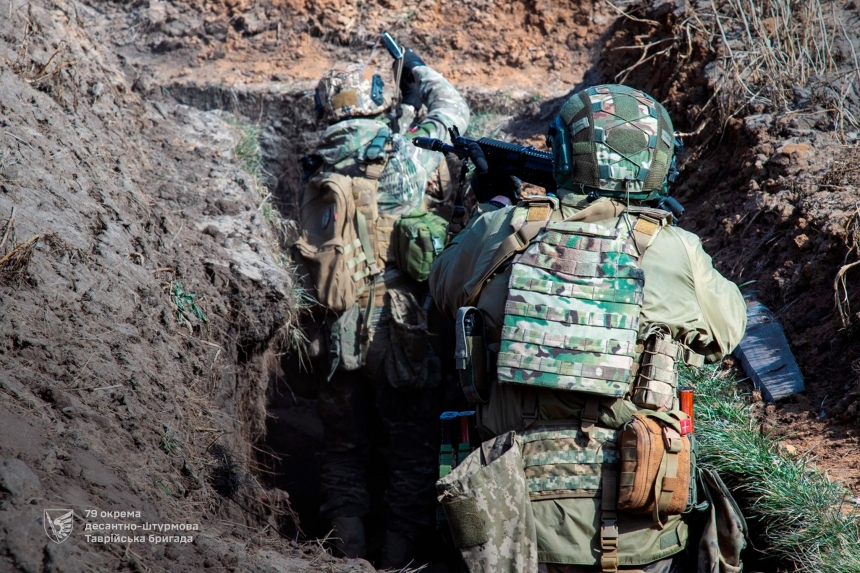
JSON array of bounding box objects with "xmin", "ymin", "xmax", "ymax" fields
[
  {"xmin": 464, "ymin": 199, "xmax": 554, "ymax": 307},
  {"xmin": 624, "ymin": 206, "xmax": 672, "ymax": 258}
]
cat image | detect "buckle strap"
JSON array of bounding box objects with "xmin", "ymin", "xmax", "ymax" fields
[
  {"xmin": 600, "ymin": 469, "xmax": 619, "ymax": 572},
  {"xmin": 580, "ymin": 397, "xmax": 600, "ymax": 439},
  {"xmin": 522, "ymin": 387, "xmax": 538, "ymax": 427}
]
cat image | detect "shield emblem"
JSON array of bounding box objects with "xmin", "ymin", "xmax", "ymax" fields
[{"xmin": 44, "ymin": 509, "xmax": 74, "ymax": 543}]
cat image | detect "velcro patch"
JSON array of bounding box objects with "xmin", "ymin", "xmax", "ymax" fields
[
  {"xmin": 527, "ymin": 205, "xmax": 551, "ymax": 222},
  {"xmin": 442, "ymin": 497, "xmax": 489, "ymax": 548},
  {"xmin": 331, "ymin": 90, "xmax": 358, "ymax": 110},
  {"xmin": 634, "ymin": 217, "xmax": 659, "ymax": 237}
]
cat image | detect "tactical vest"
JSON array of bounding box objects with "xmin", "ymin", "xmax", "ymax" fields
[{"xmin": 497, "ymin": 206, "xmax": 644, "ymax": 397}]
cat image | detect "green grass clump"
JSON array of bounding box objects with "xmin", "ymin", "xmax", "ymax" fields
[
  {"xmin": 689, "ymin": 366, "xmax": 860, "ymax": 573},
  {"xmin": 233, "ymin": 122, "xmax": 264, "ymax": 181}
]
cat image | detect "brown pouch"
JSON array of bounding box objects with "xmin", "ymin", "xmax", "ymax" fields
[{"xmin": 618, "ymin": 410, "xmax": 691, "ymax": 527}]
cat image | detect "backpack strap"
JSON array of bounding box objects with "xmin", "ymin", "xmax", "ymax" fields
[
  {"xmin": 600, "ymin": 465, "xmax": 619, "ymax": 572},
  {"xmin": 352, "ymin": 127, "xmax": 393, "ymax": 363}
]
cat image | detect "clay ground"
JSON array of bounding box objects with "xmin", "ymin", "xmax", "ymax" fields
[{"xmin": 1, "ymin": 0, "xmax": 860, "ymax": 571}]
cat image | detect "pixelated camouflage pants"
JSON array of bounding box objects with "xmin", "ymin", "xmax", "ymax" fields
[
  {"xmin": 537, "ymin": 554, "xmax": 685, "ymax": 573},
  {"xmin": 317, "ymin": 291, "xmax": 442, "ymax": 539}
]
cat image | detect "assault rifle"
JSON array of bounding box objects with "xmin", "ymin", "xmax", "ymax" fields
[{"xmin": 413, "ymin": 127, "xmax": 557, "ymax": 193}]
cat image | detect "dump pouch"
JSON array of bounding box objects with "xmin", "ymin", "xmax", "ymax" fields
[
  {"xmin": 697, "ymin": 468, "xmax": 747, "ymax": 573},
  {"xmin": 383, "ymin": 288, "xmax": 439, "ymax": 389},
  {"xmin": 454, "ymin": 307, "xmax": 490, "ymax": 404},
  {"xmin": 437, "ymin": 431, "xmax": 538, "ymax": 573},
  {"xmin": 618, "ymin": 410, "xmax": 691, "ymax": 524},
  {"xmin": 394, "ymin": 209, "xmax": 449, "ymax": 282}
]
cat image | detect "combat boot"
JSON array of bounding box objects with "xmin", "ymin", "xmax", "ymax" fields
[
  {"xmin": 329, "ymin": 516, "xmax": 366, "ymax": 559},
  {"xmin": 377, "ymin": 529, "xmax": 414, "ymax": 570}
]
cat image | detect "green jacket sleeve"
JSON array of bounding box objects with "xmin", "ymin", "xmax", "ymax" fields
[{"xmin": 639, "ymin": 226, "xmax": 747, "ymax": 362}]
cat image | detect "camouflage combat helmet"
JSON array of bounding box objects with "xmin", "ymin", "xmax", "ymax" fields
[
  {"xmin": 315, "ymin": 63, "xmax": 392, "ymax": 124},
  {"xmin": 548, "ymin": 84, "xmax": 679, "ymax": 201}
]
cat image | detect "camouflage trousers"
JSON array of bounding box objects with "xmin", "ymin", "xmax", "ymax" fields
[
  {"xmin": 317, "ymin": 288, "xmax": 442, "ymax": 539},
  {"xmin": 537, "ymin": 554, "xmax": 685, "ymax": 573}
]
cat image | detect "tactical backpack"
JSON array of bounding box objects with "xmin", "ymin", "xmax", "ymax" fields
[{"xmin": 293, "ymin": 126, "xmax": 446, "ymax": 372}]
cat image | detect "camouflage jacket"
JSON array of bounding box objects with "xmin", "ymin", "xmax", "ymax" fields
[
  {"xmin": 315, "ymin": 65, "xmax": 470, "ymax": 216},
  {"xmin": 428, "ymin": 192, "xmax": 747, "ymax": 566}
]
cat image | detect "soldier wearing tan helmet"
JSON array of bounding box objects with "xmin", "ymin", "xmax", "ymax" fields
[
  {"xmin": 294, "ymin": 49, "xmax": 469, "ymax": 568},
  {"xmin": 429, "ymin": 84, "xmax": 747, "ymax": 572}
]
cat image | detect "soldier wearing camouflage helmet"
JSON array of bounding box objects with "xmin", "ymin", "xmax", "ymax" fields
[
  {"xmin": 429, "ymin": 84, "xmax": 747, "ymax": 572},
  {"xmin": 299, "ymin": 49, "xmax": 469, "ymax": 568}
]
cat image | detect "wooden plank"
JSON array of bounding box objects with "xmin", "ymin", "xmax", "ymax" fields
[{"xmin": 733, "ymin": 301, "xmax": 805, "ymax": 402}]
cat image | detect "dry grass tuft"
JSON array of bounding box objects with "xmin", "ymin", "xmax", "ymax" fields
[{"xmin": 703, "ymin": 0, "xmax": 859, "ymax": 129}]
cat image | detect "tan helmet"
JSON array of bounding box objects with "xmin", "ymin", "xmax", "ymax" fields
[{"xmin": 314, "ymin": 63, "xmax": 392, "ymax": 123}]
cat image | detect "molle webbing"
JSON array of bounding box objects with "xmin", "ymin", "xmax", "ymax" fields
[
  {"xmin": 497, "ymin": 218, "xmax": 644, "ymax": 397},
  {"xmin": 519, "ymin": 425, "xmax": 619, "ymax": 500}
]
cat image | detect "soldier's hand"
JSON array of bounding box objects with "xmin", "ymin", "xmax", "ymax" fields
[
  {"xmin": 471, "ymin": 171, "xmax": 521, "ymax": 204},
  {"xmin": 401, "ymin": 80, "xmax": 423, "ymax": 110},
  {"xmin": 464, "ymin": 141, "xmax": 489, "ymax": 174},
  {"xmin": 397, "ymin": 49, "xmax": 427, "ymax": 90}
]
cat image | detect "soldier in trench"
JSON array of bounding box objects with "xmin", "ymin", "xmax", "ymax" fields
[
  {"xmin": 292, "ymin": 48, "xmax": 469, "ymax": 568},
  {"xmin": 429, "ymin": 84, "xmax": 748, "ymax": 572}
]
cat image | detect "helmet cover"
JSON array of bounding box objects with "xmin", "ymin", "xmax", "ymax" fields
[
  {"xmin": 550, "ymin": 84, "xmax": 675, "ymax": 200},
  {"xmin": 315, "ymin": 63, "xmax": 392, "ymax": 123}
]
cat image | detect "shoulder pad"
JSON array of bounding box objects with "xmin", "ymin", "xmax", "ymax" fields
[
  {"xmin": 517, "ymin": 194, "xmax": 559, "ymax": 210},
  {"xmin": 625, "ymin": 205, "xmax": 673, "ymax": 226}
]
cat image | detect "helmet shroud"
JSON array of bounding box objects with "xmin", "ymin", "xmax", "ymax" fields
[
  {"xmin": 554, "ymin": 84, "xmax": 675, "ymax": 201},
  {"xmin": 315, "ymin": 63, "xmax": 392, "ymax": 124}
]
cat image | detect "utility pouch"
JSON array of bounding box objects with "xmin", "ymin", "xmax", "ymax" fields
[
  {"xmin": 327, "ymin": 302, "xmax": 363, "ymax": 378},
  {"xmin": 632, "ymin": 330, "xmax": 681, "ymax": 411},
  {"xmin": 436, "ymin": 431, "xmax": 538, "ymax": 573},
  {"xmin": 394, "ymin": 210, "xmax": 449, "ymax": 282},
  {"xmin": 618, "ymin": 410, "xmax": 692, "ymax": 526},
  {"xmin": 454, "ymin": 307, "xmax": 490, "ymax": 404},
  {"xmin": 697, "ymin": 467, "xmax": 747, "ymax": 573}
]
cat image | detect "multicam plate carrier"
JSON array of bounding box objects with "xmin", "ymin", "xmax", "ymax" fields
[{"xmin": 496, "ymin": 204, "xmax": 644, "ymax": 397}]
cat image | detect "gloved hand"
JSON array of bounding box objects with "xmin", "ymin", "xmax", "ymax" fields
[
  {"xmin": 464, "ymin": 144, "xmax": 520, "ymax": 203},
  {"xmin": 396, "ymin": 49, "xmax": 426, "ymax": 91},
  {"xmin": 470, "ymin": 171, "xmax": 521, "ymax": 204},
  {"xmin": 401, "ymin": 80, "xmax": 423, "ymax": 110}
]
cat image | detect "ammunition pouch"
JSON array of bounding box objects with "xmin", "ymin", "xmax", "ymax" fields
[
  {"xmin": 633, "ymin": 329, "xmax": 705, "ymax": 411},
  {"xmin": 437, "ymin": 431, "xmax": 538, "ymax": 572},
  {"xmin": 454, "ymin": 307, "xmax": 491, "ymax": 404}
]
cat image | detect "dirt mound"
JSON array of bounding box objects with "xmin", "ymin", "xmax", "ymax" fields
[{"xmin": 0, "ymin": 1, "xmax": 368, "ymax": 570}]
